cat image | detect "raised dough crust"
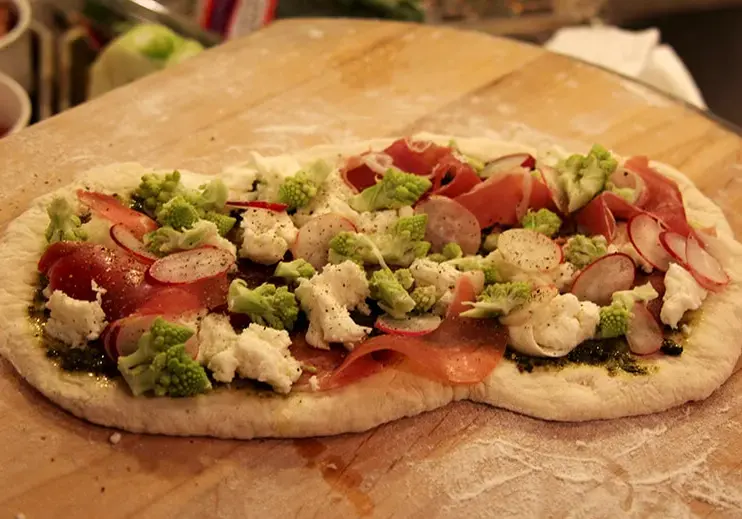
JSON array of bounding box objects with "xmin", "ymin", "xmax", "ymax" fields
[{"xmin": 0, "ymin": 137, "xmax": 740, "ymax": 438}]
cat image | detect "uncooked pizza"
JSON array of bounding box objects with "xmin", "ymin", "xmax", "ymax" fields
[{"xmin": 0, "ymin": 133, "xmax": 739, "ymax": 439}]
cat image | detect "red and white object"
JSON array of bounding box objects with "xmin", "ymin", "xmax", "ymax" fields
[
  {"xmin": 375, "ymin": 314, "xmax": 442, "ymax": 336},
  {"xmin": 628, "ymin": 214, "xmax": 672, "ymax": 271},
  {"xmin": 685, "ymin": 234, "xmax": 729, "ymax": 291},
  {"xmin": 570, "ymin": 253, "xmax": 635, "ymax": 306},
  {"xmin": 626, "ymin": 302, "xmax": 663, "ymax": 355},
  {"xmin": 110, "ymin": 224, "xmax": 159, "ymax": 263},
  {"xmin": 148, "ymin": 247, "xmax": 234, "ymax": 285},
  {"xmin": 497, "ymin": 229, "xmax": 562, "ymax": 272},
  {"xmin": 291, "ymin": 213, "xmax": 357, "ymax": 269},
  {"xmin": 414, "ymin": 196, "xmax": 481, "ymax": 255}
]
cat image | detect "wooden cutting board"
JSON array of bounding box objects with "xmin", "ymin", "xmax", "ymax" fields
[{"xmin": 1, "ymin": 18, "xmax": 741, "ymax": 519}]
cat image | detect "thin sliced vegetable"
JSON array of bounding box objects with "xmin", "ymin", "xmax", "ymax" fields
[
  {"xmin": 291, "ymin": 213, "xmax": 357, "ymax": 269},
  {"xmin": 628, "ymin": 214, "xmax": 672, "ymax": 272},
  {"xmin": 110, "ymin": 224, "xmax": 159, "ymax": 263},
  {"xmin": 570, "ymin": 253, "xmax": 635, "ymax": 306},
  {"xmin": 414, "ymin": 196, "xmax": 481, "ymax": 255},
  {"xmin": 148, "ymin": 247, "xmax": 234, "ymax": 285},
  {"xmin": 686, "ymin": 234, "xmax": 729, "ymax": 291},
  {"xmin": 497, "ymin": 229, "xmax": 561, "ymax": 272},
  {"xmin": 627, "ymin": 302, "xmax": 663, "ymax": 355},
  {"xmin": 375, "ymin": 314, "xmax": 442, "ymax": 336}
]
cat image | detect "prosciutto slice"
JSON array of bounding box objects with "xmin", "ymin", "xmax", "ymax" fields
[{"xmin": 324, "ymin": 276, "xmax": 507, "ymax": 389}]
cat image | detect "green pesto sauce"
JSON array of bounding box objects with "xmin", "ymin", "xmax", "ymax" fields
[
  {"xmin": 504, "ymin": 338, "xmax": 650, "ymax": 376},
  {"xmin": 28, "ymin": 279, "xmax": 118, "ymax": 379}
]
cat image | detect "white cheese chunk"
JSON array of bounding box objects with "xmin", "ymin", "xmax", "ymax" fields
[{"xmin": 661, "ymin": 263, "xmax": 707, "ymax": 328}]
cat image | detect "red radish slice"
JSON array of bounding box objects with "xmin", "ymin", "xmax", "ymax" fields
[
  {"xmin": 686, "ymin": 234, "xmax": 729, "ymax": 291},
  {"xmin": 375, "ymin": 314, "xmax": 442, "ymax": 336},
  {"xmin": 148, "ymin": 248, "xmax": 234, "ymax": 285},
  {"xmin": 415, "ymin": 196, "xmax": 481, "ymax": 255},
  {"xmin": 500, "ymin": 284, "xmax": 558, "ymax": 326},
  {"xmin": 497, "ymin": 229, "xmax": 561, "ymax": 272},
  {"xmin": 659, "ymin": 231, "xmax": 688, "ymax": 265},
  {"xmin": 628, "ymin": 214, "xmax": 672, "ymax": 272},
  {"xmin": 480, "ymin": 153, "xmax": 535, "ymax": 178},
  {"xmin": 226, "ymin": 200, "xmax": 288, "ymax": 212},
  {"xmin": 570, "ymin": 253, "xmax": 635, "ymax": 305},
  {"xmin": 626, "ymin": 303, "xmax": 663, "ymax": 355},
  {"xmin": 539, "ymin": 165, "xmax": 567, "ymax": 213},
  {"xmin": 291, "ymin": 213, "xmax": 357, "ymax": 269},
  {"xmin": 110, "ymin": 224, "xmax": 159, "ymax": 263}
]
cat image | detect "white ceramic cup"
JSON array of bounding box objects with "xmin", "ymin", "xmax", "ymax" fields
[
  {"xmin": 0, "ymin": 0, "xmax": 32, "ymax": 91},
  {"xmin": 0, "ymin": 70, "xmax": 31, "ymax": 136}
]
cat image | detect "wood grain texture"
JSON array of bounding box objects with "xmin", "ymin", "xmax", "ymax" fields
[{"xmin": 1, "ymin": 18, "xmax": 741, "ymax": 519}]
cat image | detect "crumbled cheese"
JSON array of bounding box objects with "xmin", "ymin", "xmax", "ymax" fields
[
  {"xmin": 239, "ymin": 207, "xmax": 298, "ymax": 264},
  {"xmin": 661, "ymin": 263, "xmax": 707, "ymax": 328},
  {"xmin": 295, "ymin": 261, "xmax": 371, "ymax": 350},
  {"xmin": 45, "ymin": 290, "xmax": 108, "ymax": 348}
]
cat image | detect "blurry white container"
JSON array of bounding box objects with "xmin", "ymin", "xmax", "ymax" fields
[
  {"xmin": 0, "ymin": 0, "xmax": 32, "ymax": 91},
  {"xmin": 0, "ymin": 70, "xmax": 31, "ymax": 136}
]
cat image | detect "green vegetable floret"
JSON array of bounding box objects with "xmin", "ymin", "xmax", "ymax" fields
[
  {"xmin": 274, "ymin": 259, "xmax": 316, "ymax": 281},
  {"xmin": 557, "ymin": 144, "xmax": 617, "ymax": 212},
  {"xmin": 521, "ymin": 208, "xmax": 562, "ymax": 237},
  {"xmin": 277, "ymin": 160, "xmax": 331, "ymax": 210},
  {"xmin": 348, "ymin": 168, "xmax": 432, "ymax": 212},
  {"xmin": 598, "ymin": 302, "xmax": 631, "ymax": 339},
  {"xmin": 117, "ymin": 318, "xmax": 211, "ymax": 397},
  {"xmin": 156, "ymin": 196, "xmax": 201, "ymax": 230},
  {"xmin": 369, "ymin": 269, "xmax": 417, "ymax": 319},
  {"xmin": 202, "ymin": 211, "xmax": 236, "ymax": 236},
  {"xmin": 563, "ymin": 234, "xmax": 608, "ymax": 269},
  {"xmin": 228, "ymin": 280, "xmax": 299, "ymax": 331},
  {"xmin": 134, "ymin": 170, "xmax": 182, "ymax": 213},
  {"xmin": 45, "ymin": 197, "xmax": 87, "ymax": 244},
  {"xmin": 394, "ymin": 268, "xmax": 414, "ymax": 290},
  {"xmin": 460, "ymin": 282, "xmax": 532, "ymax": 318},
  {"xmin": 410, "ymin": 285, "xmax": 438, "ymax": 312}
]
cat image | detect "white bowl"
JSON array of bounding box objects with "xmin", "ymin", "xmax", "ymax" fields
[
  {"xmin": 0, "ymin": 70, "xmax": 31, "ymax": 136},
  {"xmin": 0, "ymin": 0, "xmax": 32, "ymax": 91}
]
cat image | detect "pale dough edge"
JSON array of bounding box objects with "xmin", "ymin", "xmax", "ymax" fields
[{"xmin": 0, "ymin": 136, "xmax": 738, "ymax": 438}]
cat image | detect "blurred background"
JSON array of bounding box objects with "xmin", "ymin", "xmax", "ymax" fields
[{"xmin": 1, "ymin": 0, "xmax": 742, "ymax": 139}]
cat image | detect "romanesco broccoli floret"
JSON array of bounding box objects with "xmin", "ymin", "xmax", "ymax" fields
[
  {"xmin": 274, "ymin": 259, "xmax": 316, "ymax": 281},
  {"xmin": 277, "ymin": 160, "xmax": 331, "ymax": 210},
  {"xmin": 156, "ymin": 196, "xmax": 201, "ymax": 230},
  {"xmin": 134, "ymin": 170, "xmax": 182, "ymax": 213},
  {"xmin": 410, "ymin": 285, "xmax": 438, "ymax": 312},
  {"xmin": 117, "ymin": 318, "xmax": 211, "ymax": 397},
  {"xmin": 598, "ymin": 302, "xmax": 631, "ymax": 339},
  {"xmin": 557, "ymin": 144, "xmax": 617, "ymax": 212},
  {"xmin": 521, "ymin": 208, "xmax": 562, "ymax": 237},
  {"xmin": 348, "ymin": 168, "xmax": 432, "ymax": 212},
  {"xmin": 460, "ymin": 281, "xmax": 532, "ymax": 318},
  {"xmin": 393, "ymin": 214, "xmax": 428, "ymax": 241},
  {"xmin": 394, "ymin": 268, "xmax": 414, "ymax": 290},
  {"xmin": 45, "ymin": 197, "xmax": 87, "ymax": 244},
  {"xmin": 228, "ymin": 280, "xmax": 299, "ymax": 330},
  {"xmin": 203, "ymin": 211, "xmax": 236, "ymax": 236},
  {"xmin": 442, "ymin": 242, "xmax": 463, "ymax": 260},
  {"xmin": 369, "ymin": 269, "xmax": 417, "ymax": 318},
  {"xmin": 563, "ymin": 234, "xmax": 608, "ymax": 269},
  {"xmin": 482, "ymin": 232, "xmax": 500, "ymax": 252}
]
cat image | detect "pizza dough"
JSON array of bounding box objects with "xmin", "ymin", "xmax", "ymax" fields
[{"xmin": 0, "ymin": 135, "xmax": 740, "ymax": 439}]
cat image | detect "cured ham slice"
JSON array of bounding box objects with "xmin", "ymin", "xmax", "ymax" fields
[
  {"xmin": 324, "ymin": 276, "xmax": 507, "ymax": 389},
  {"xmin": 77, "ymin": 190, "xmax": 158, "ymax": 239},
  {"xmin": 454, "ymin": 171, "xmax": 555, "ymax": 228}
]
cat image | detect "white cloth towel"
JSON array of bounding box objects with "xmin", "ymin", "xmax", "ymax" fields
[{"xmin": 546, "ymin": 26, "xmax": 707, "ymax": 109}]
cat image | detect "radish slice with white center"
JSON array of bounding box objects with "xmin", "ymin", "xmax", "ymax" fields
[
  {"xmin": 659, "ymin": 231, "xmax": 688, "ymax": 265},
  {"xmin": 686, "ymin": 234, "xmax": 729, "ymax": 291},
  {"xmin": 539, "ymin": 165, "xmax": 567, "ymax": 213},
  {"xmin": 226, "ymin": 200, "xmax": 288, "ymax": 212},
  {"xmin": 480, "ymin": 153, "xmax": 535, "ymax": 178},
  {"xmin": 628, "ymin": 214, "xmax": 672, "ymax": 272},
  {"xmin": 110, "ymin": 224, "xmax": 159, "ymax": 263},
  {"xmin": 291, "ymin": 213, "xmax": 357, "ymax": 269},
  {"xmin": 627, "ymin": 303, "xmax": 663, "ymax": 355},
  {"xmin": 500, "ymin": 284, "xmax": 558, "ymax": 326},
  {"xmin": 497, "ymin": 229, "xmax": 561, "ymax": 272},
  {"xmin": 148, "ymin": 247, "xmax": 234, "ymax": 285},
  {"xmin": 570, "ymin": 253, "xmax": 635, "ymax": 305},
  {"xmin": 375, "ymin": 314, "xmax": 442, "ymax": 336},
  {"xmin": 415, "ymin": 196, "xmax": 481, "ymax": 255}
]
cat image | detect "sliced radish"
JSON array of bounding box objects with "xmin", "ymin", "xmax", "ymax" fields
[
  {"xmin": 148, "ymin": 247, "xmax": 234, "ymax": 285},
  {"xmin": 500, "ymin": 284, "xmax": 558, "ymax": 326},
  {"xmin": 226, "ymin": 200, "xmax": 288, "ymax": 212},
  {"xmin": 375, "ymin": 314, "xmax": 442, "ymax": 336},
  {"xmin": 570, "ymin": 253, "xmax": 635, "ymax": 306},
  {"xmin": 110, "ymin": 224, "xmax": 159, "ymax": 263},
  {"xmin": 686, "ymin": 234, "xmax": 729, "ymax": 291},
  {"xmin": 609, "ymin": 167, "xmax": 647, "ymax": 206},
  {"xmin": 628, "ymin": 214, "xmax": 672, "ymax": 272},
  {"xmin": 497, "ymin": 229, "xmax": 561, "ymax": 272},
  {"xmin": 414, "ymin": 196, "xmax": 481, "ymax": 255},
  {"xmin": 659, "ymin": 231, "xmax": 687, "ymax": 265},
  {"xmin": 627, "ymin": 303, "xmax": 663, "ymax": 355},
  {"xmin": 291, "ymin": 213, "xmax": 357, "ymax": 269},
  {"xmin": 480, "ymin": 153, "xmax": 535, "ymax": 178},
  {"xmin": 539, "ymin": 165, "xmax": 567, "ymax": 213}
]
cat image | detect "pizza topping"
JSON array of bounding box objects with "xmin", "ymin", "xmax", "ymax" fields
[
  {"xmin": 77, "ymin": 190, "xmax": 158, "ymax": 239},
  {"xmin": 556, "ymin": 144, "xmax": 618, "ymax": 213},
  {"xmin": 414, "ymin": 196, "xmax": 481, "ymax": 255},
  {"xmin": 45, "ymin": 289, "xmax": 108, "ymax": 348},
  {"xmin": 660, "ymin": 263, "xmax": 708, "ymax": 328},
  {"xmin": 239, "ymin": 206, "xmax": 298, "ymax": 265},
  {"xmin": 147, "ymin": 247, "xmax": 234, "ymax": 285},
  {"xmin": 45, "ymin": 197, "xmax": 87, "ymax": 244},
  {"xmin": 227, "ymin": 280, "xmax": 299, "ymax": 331},
  {"xmin": 570, "ymin": 253, "xmax": 636, "ymax": 306}
]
